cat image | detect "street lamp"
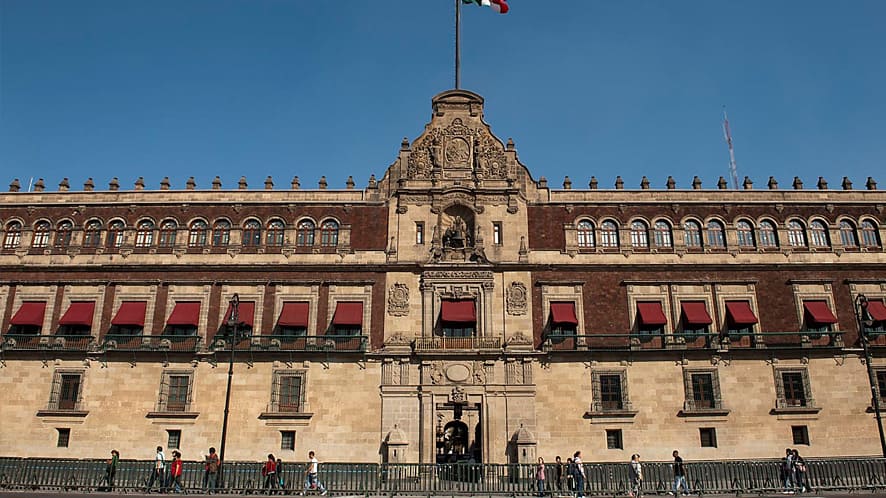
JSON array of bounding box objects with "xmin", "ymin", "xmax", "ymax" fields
[
  {"xmin": 217, "ymin": 293, "xmax": 242, "ymax": 488},
  {"xmin": 856, "ymin": 293, "xmax": 886, "ymax": 458}
]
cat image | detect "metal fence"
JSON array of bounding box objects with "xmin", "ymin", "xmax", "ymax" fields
[{"xmin": 0, "ymin": 457, "xmax": 885, "ymax": 495}]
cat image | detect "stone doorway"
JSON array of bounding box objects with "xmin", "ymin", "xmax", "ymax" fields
[{"xmin": 435, "ymin": 402, "xmax": 482, "ymax": 463}]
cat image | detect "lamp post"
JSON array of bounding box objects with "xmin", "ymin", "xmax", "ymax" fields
[
  {"xmin": 856, "ymin": 293, "xmax": 886, "ymax": 458},
  {"xmin": 217, "ymin": 293, "xmax": 241, "ymax": 488}
]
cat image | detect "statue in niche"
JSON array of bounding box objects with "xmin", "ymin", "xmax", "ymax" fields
[
  {"xmin": 443, "ymin": 216, "xmax": 468, "ymax": 248},
  {"xmin": 429, "ymin": 136, "xmax": 443, "ymax": 169}
]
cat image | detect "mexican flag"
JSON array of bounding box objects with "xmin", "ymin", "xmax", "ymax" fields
[{"xmin": 462, "ymin": 0, "xmax": 509, "ymax": 14}]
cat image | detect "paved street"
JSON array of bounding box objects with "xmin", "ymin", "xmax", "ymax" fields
[{"xmin": 3, "ymin": 493, "xmax": 886, "ymax": 498}]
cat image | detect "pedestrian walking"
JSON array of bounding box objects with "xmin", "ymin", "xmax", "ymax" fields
[
  {"xmin": 782, "ymin": 448, "xmax": 795, "ymax": 493},
  {"xmin": 277, "ymin": 458, "xmax": 286, "ymax": 490},
  {"xmin": 671, "ymin": 450, "xmax": 690, "ymax": 495},
  {"xmin": 98, "ymin": 449, "xmax": 119, "ymax": 491},
  {"xmin": 629, "ymin": 454, "xmax": 643, "ymax": 498},
  {"xmin": 792, "ymin": 449, "xmax": 808, "ymax": 493},
  {"xmin": 262, "ymin": 453, "xmax": 279, "ymax": 493},
  {"xmin": 203, "ymin": 447, "xmax": 220, "ymax": 493},
  {"xmin": 301, "ymin": 450, "xmax": 327, "ymax": 495},
  {"xmin": 169, "ymin": 451, "xmax": 183, "ymax": 494},
  {"xmin": 572, "ymin": 451, "xmax": 585, "ymax": 498},
  {"xmin": 147, "ymin": 446, "xmax": 166, "ymax": 493},
  {"xmin": 565, "ymin": 458, "xmax": 575, "ymax": 494},
  {"xmin": 555, "ymin": 456, "xmax": 565, "ymax": 493},
  {"xmin": 536, "ymin": 457, "xmax": 546, "ymax": 497}
]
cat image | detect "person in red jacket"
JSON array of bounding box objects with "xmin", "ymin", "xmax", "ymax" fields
[
  {"xmin": 262, "ymin": 453, "xmax": 278, "ymax": 493},
  {"xmin": 169, "ymin": 451, "xmax": 184, "ymax": 493}
]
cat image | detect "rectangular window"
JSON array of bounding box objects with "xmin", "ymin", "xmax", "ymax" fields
[
  {"xmin": 877, "ymin": 370, "xmax": 886, "ymax": 403},
  {"xmin": 281, "ymin": 431, "xmax": 296, "ymax": 451},
  {"xmin": 49, "ymin": 370, "xmax": 84, "ymax": 411},
  {"xmin": 605, "ymin": 429, "xmax": 623, "ymax": 450},
  {"xmin": 271, "ymin": 370, "xmax": 306, "ymax": 413},
  {"xmin": 591, "ymin": 370, "xmax": 632, "ymax": 413},
  {"xmin": 699, "ymin": 428, "xmax": 717, "ymax": 448},
  {"xmin": 691, "ymin": 374, "xmax": 715, "ymax": 409},
  {"xmin": 57, "ymin": 428, "xmax": 71, "ymax": 448},
  {"xmin": 683, "ymin": 369, "xmax": 723, "ymax": 412},
  {"xmin": 416, "ymin": 222, "xmax": 424, "ymax": 245},
  {"xmin": 600, "ymin": 375, "xmax": 623, "ymax": 410},
  {"xmin": 158, "ymin": 371, "xmax": 193, "ymax": 413},
  {"xmin": 792, "ymin": 425, "xmax": 810, "ymax": 445},
  {"xmin": 167, "ymin": 429, "xmax": 181, "ymax": 450},
  {"xmin": 492, "ymin": 222, "xmax": 502, "ymax": 245},
  {"xmin": 782, "ymin": 372, "xmax": 807, "ymax": 407}
]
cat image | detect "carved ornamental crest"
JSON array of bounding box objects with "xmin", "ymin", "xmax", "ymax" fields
[
  {"xmin": 387, "ymin": 283, "xmax": 409, "ymax": 316},
  {"xmin": 506, "ymin": 281, "xmax": 528, "ymax": 315}
]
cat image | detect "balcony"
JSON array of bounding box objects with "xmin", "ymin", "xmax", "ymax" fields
[
  {"xmin": 210, "ymin": 334, "xmax": 368, "ymax": 353},
  {"xmin": 543, "ymin": 330, "xmax": 845, "ymax": 352},
  {"xmin": 101, "ymin": 334, "xmax": 202, "ymax": 353},
  {"xmin": 1, "ymin": 334, "xmax": 95, "ymax": 351},
  {"xmin": 722, "ymin": 331, "xmax": 844, "ymax": 350},
  {"xmin": 412, "ymin": 336, "xmax": 503, "ymax": 352}
]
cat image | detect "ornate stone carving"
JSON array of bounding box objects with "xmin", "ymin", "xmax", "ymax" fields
[
  {"xmin": 428, "ymin": 362, "xmax": 444, "ymax": 385},
  {"xmin": 384, "ymin": 332, "xmax": 411, "ymax": 346},
  {"xmin": 473, "ymin": 361, "xmax": 486, "ymax": 384},
  {"xmin": 506, "ymin": 282, "xmax": 528, "ymax": 315},
  {"xmin": 423, "ymin": 270, "xmax": 494, "ymax": 280},
  {"xmin": 449, "ymin": 385, "xmax": 468, "ymax": 404},
  {"xmin": 506, "ymin": 331, "xmax": 532, "ymax": 346}
]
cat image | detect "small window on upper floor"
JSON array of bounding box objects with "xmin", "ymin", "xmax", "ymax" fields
[
  {"xmin": 159, "ymin": 220, "xmax": 177, "ymax": 248},
  {"xmin": 32, "ymin": 221, "xmax": 51, "ymax": 248},
  {"xmin": 135, "ymin": 220, "xmax": 154, "ymax": 248},
  {"xmin": 706, "ymin": 220, "xmax": 726, "ymax": 249},
  {"xmin": 320, "ymin": 220, "xmax": 339, "ymax": 247},
  {"xmin": 492, "ymin": 222, "xmax": 502, "ymax": 245},
  {"xmin": 787, "ymin": 220, "xmax": 807, "ymax": 248},
  {"xmin": 653, "ymin": 220, "xmax": 672, "ymax": 248},
  {"xmin": 600, "ymin": 220, "xmax": 619, "ymax": 248},
  {"xmin": 243, "ymin": 220, "xmax": 262, "ymax": 247},
  {"xmin": 809, "ymin": 220, "xmax": 829, "ymax": 248},
  {"xmin": 267, "ymin": 220, "xmax": 285, "ymax": 247},
  {"xmin": 839, "ymin": 220, "xmax": 858, "ymax": 248},
  {"xmin": 758, "ymin": 220, "xmax": 778, "ymax": 248},
  {"xmin": 54, "ymin": 221, "xmax": 73, "ymax": 248},
  {"xmin": 296, "ymin": 220, "xmax": 315, "ymax": 247},
  {"xmin": 683, "ymin": 220, "xmax": 702, "ymax": 249},
  {"xmin": 577, "ymin": 220, "xmax": 595, "ymax": 248},
  {"xmin": 212, "ymin": 220, "xmax": 231, "ymax": 247},
  {"xmin": 630, "ymin": 221, "xmax": 649, "ymax": 249},
  {"xmin": 736, "ymin": 220, "xmax": 755, "ymax": 249},
  {"xmin": 862, "ymin": 220, "xmax": 881, "ymax": 248},
  {"xmin": 3, "ymin": 221, "xmax": 23, "ymax": 249},
  {"xmin": 82, "ymin": 220, "xmax": 103, "ymax": 248},
  {"xmin": 106, "ymin": 220, "xmax": 125, "ymax": 248},
  {"xmin": 188, "ymin": 220, "xmax": 208, "ymax": 248},
  {"xmin": 416, "ymin": 222, "xmax": 425, "ymax": 245}
]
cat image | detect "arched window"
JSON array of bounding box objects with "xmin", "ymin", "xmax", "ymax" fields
[
  {"xmin": 107, "ymin": 220, "xmax": 125, "ymax": 248},
  {"xmin": 861, "ymin": 220, "xmax": 881, "ymax": 248},
  {"xmin": 758, "ymin": 220, "xmax": 778, "ymax": 248},
  {"xmin": 267, "ymin": 220, "xmax": 285, "ymax": 247},
  {"xmin": 577, "ymin": 220, "xmax": 595, "ymax": 248},
  {"xmin": 296, "ymin": 220, "xmax": 315, "ymax": 247},
  {"xmin": 839, "ymin": 220, "xmax": 858, "ymax": 248},
  {"xmin": 212, "ymin": 220, "xmax": 231, "ymax": 247},
  {"xmin": 188, "ymin": 220, "xmax": 208, "ymax": 248},
  {"xmin": 736, "ymin": 220, "xmax": 755, "ymax": 248},
  {"xmin": 683, "ymin": 220, "xmax": 702, "ymax": 248},
  {"xmin": 243, "ymin": 220, "xmax": 262, "ymax": 247},
  {"xmin": 706, "ymin": 220, "xmax": 725, "ymax": 248},
  {"xmin": 3, "ymin": 221, "xmax": 22, "ymax": 249},
  {"xmin": 321, "ymin": 220, "xmax": 339, "ymax": 247},
  {"xmin": 600, "ymin": 220, "xmax": 619, "ymax": 248},
  {"xmin": 787, "ymin": 220, "xmax": 807, "ymax": 247},
  {"xmin": 809, "ymin": 220, "xmax": 829, "ymax": 248},
  {"xmin": 630, "ymin": 221, "xmax": 649, "ymax": 248},
  {"xmin": 135, "ymin": 220, "xmax": 154, "ymax": 248},
  {"xmin": 159, "ymin": 220, "xmax": 177, "ymax": 248},
  {"xmin": 83, "ymin": 220, "xmax": 102, "ymax": 247},
  {"xmin": 32, "ymin": 221, "xmax": 51, "ymax": 248},
  {"xmin": 653, "ymin": 221, "xmax": 672, "ymax": 248},
  {"xmin": 54, "ymin": 221, "xmax": 73, "ymax": 248}
]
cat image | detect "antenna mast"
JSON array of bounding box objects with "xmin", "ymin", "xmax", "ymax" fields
[{"xmin": 722, "ymin": 107, "xmax": 740, "ymax": 189}]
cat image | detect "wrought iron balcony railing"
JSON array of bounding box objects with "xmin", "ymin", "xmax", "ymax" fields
[
  {"xmin": 210, "ymin": 334, "xmax": 368, "ymax": 353},
  {"xmin": 412, "ymin": 335, "xmax": 503, "ymax": 352},
  {"xmin": 2, "ymin": 334, "xmax": 96, "ymax": 351},
  {"xmin": 101, "ymin": 334, "xmax": 202, "ymax": 352}
]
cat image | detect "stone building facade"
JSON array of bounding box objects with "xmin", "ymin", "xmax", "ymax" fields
[{"xmin": 1, "ymin": 90, "xmax": 886, "ymax": 463}]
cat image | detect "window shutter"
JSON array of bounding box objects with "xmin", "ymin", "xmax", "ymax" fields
[
  {"xmin": 775, "ymin": 370, "xmax": 787, "ymax": 409},
  {"xmin": 682, "ymin": 370, "xmax": 694, "ymax": 411},
  {"xmin": 711, "ymin": 370, "xmax": 723, "ymax": 409},
  {"xmin": 802, "ymin": 370, "xmax": 814, "ymax": 408}
]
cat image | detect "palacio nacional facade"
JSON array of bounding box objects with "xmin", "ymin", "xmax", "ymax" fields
[{"xmin": 1, "ymin": 90, "xmax": 885, "ymax": 463}]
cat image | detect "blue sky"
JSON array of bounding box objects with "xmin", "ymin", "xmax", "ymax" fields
[{"xmin": 1, "ymin": 0, "xmax": 884, "ymax": 191}]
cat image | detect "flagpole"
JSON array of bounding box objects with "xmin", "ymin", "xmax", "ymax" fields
[{"xmin": 455, "ymin": 0, "xmax": 461, "ymax": 89}]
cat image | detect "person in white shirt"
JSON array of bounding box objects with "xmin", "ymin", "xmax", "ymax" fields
[
  {"xmin": 301, "ymin": 451, "xmax": 327, "ymax": 495},
  {"xmin": 147, "ymin": 446, "xmax": 166, "ymax": 492}
]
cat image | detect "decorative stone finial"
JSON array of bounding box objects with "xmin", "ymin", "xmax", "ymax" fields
[
  {"xmin": 563, "ymin": 176, "xmax": 572, "ymax": 189},
  {"xmin": 58, "ymin": 178, "xmax": 70, "ymax": 191},
  {"xmin": 9, "ymin": 179, "xmax": 20, "ymax": 192},
  {"xmin": 768, "ymin": 176, "xmax": 778, "ymax": 190},
  {"xmin": 346, "ymin": 176, "xmax": 356, "ymax": 190},
  {"xmin": 212, "ymin": 176, "xmax": 222, "ymax": 190},
  {"xmin": 291, "ymin": 176, "xmax": 300, "ymax": 189},
  {"xmin": 264, "ymin": 176, "xmax": 274, "ymax": 190},
  {"xmin": 866, "ymin": 177, "xmax": 877, "ymax": 190},
  {"xmin": 108, "ymin": 178, "xmax": 119, "ymax": 191},
  {"xmin": 842, "ymin": 177, "xmax": 852, "ymax": 190},
  {"xmin": 83, "ymin": 178, "xmax": 94, "ymax": 191},
  {"xmin": 743, "ymin": 176, "xmax": 753, "ymax": 190},
  {"xmin": 160, "ymin": 177, "xmax": 171, "ymax": 190},
  {"xmin": 506, "ymin": 138, "xmax": 515, "ymax": 151},
  {"xmin": 134, "ymin": 177, "xmax": 145, "ymax": 190},
  {"xmin": 186, "ymin": 177, "xmax": 196, "ymax": 190},
  {"xmin": 400, "ymin": 137, "xmax": 410, "ymax": 151},
  {"xmin": 589, "ymin": 176, "xmax": 598, "ymax": 190},
  {"xmin": 238, "ymin": 176, "xmax": 248, "ymax": 190},
  {"xmin": 692, "ymin": 176, "xmax": 702, "ymax": 190},
  {"xmin": 666, "ymin": 176, "xmax": 676, "ymax": 190},
  {"xmin": 318, "ymin": 176, "xmax": 328, "ymax": 189},
  {"xmin": 792, "ymin": 176, "xmax": 803, "ymax": 190},
  {"xmin": 33, "ymin": 178, "xmax": 45, "ymax": 192},
  {"xmin": 538, "ymin": 176, "xmax": 548, "ymax": 189},
  {"xmin": 817, "ymin": 176, "xmax": 828, "ymax": 190},
  {"xmin": 615, "ymin": 176, "xmax": 624, "ymax": 189},
  {"xmin": 639, "ymin": 176, "xmax": 649, "ymax": 189},
  {"xmin": 717, "ymin": 177, "xmax": 728, "ymax": 190},
  {"xmin": 368, "ymin": 174, "xmax": 378, "ymax": 189}
]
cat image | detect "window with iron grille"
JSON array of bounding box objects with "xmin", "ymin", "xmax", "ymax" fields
[
  {"xmin": 3, "ymin": 221, "xmax": 22, "ymax": 249},
  {"xmin": 792, "ymin": 425, "xmax": 810, "ymax": 445},
  {"xmin": 281, "ymin": 431, "xmax": 296, "ymax": 451},
  {"xmin": 57, "ymin": 428, "xmax": 71, "ymax": 448},
  {"xmin": 699, "ymin": 428, "xmax": 717, "ymax": 448},
  {"xmin": 158, "ymin": 371, "xmax": 194, "ymax": 412},
  {"xmin": 683, "ymin": 369, "xmax": 724, "ymax": 412},
  {"xmin": 683, "ymin": 220, "xmax": 702, "ymax": 248},
  {"xmin": 159, "ymin": 220, "xmax": 177, "ymax": 247},
  {"xmin": 758, "ymin": 220, "xmax": 778, "ymax": 248},
  {"xmin": 591, "ymin": 371, "xmax": 632, "ymax": 412},
  {"xmin": 774, "ymin": 368, "xmax": 815, "ymax": 409},
  {"xmin": 270, "ymin": 370, "xmax": 307, "ymax": 413},
  {"xmin": 606, "ymin": 429, "xmax": 623, "ymax": 449},
  {"xmin": 48, "ymin": 370, "xmax": 85, "ymax": 411},
  {"xmin": 167, "ymin": 429, "xmax": 181, "ymax": 450},
  {"xmin": 653, "ymin": 220, "xmax": 672, "ymax": 248}
]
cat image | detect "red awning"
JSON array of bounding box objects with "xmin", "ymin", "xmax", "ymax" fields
[
  {"xmin": 58, "ymin": 302, "xmax": 96, "ymax": 326},
  {"xmin": 111, "ymin": 301, "xmax": 147, "ymax": 326},
  {"xmin": 223, "ymin": 301, "xmax": 255, "ymax": 327},
  {"xmin": 332, "ymin": 302, "xmax": 363, "ymax": 326},
  {"xmin": 166, "ymin": 302, "xmax": 201, "ymax": 326},
  {"xmin": 550, "ymin": 302, "xmax": 578, "ymax": 325},
  {"xmin": 637, "ymin": 302, "xmax": 668, "ymax": 326},
  {"xmin": 867, "ymin": 300, "xmax": 886, "ymax": 322},
  {"xmin": 10, "ymin": 302, "xmax": 47, "ymax": 326},
  {"xmin": 804, "ymin": 300, "xmax": 838, "ymax": 324},
  {"xmin": 278, "ymin": 302, "xmax": 309, "ymax": 327},
  {"xmin": 681, "ymin": 302, "xmax": 713, "ymax": 325},
  {"xmin": 441, "ymin": 300, "xmax": 476, "ymax": 323},
  {"xmin": 725, "ymin": 301, "xmax": 759, "ymax": 325}
]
